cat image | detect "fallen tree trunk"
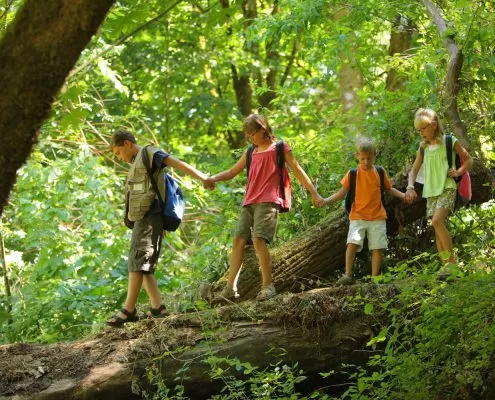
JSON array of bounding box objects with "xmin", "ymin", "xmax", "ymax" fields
[
  {"xmin": 231, "ymin": 158, "xmax": 493, "ymax": 299},
  {"xmin": 0, "ymin": 286, "xmax": 387, "ymax": 400}
]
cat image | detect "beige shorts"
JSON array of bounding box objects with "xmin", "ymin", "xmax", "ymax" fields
[
  {"xmin": 234, "ymin": 203, "xmax": 279, "ymax": 244},
  {"xmin": 426, "ymin": 188, "xmax": 456, "ymax": 218},
  {"xmin": 347, "ymin": 219, "xmax": 387, "ymax": 252}
]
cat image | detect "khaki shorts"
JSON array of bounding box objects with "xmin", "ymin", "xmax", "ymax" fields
[
  {"xmin": 426, "ymin": 188, "xmax": 456, "ymax": 218},
  {"xmin": 234, "ymin": 203, "xmax": 279, "ymax": 244},
  {"xmin": 347, "ymin": 219, "xmax": 387, "ymax": 252},
  {"xmin": 128, "ymin": 213, "xmax": 163, "ymax": 273}
]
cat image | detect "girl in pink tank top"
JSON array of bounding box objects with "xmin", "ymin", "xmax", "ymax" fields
[{"xmin": 206, "ymin": 114, "xmax": 323, "ymax": 301}]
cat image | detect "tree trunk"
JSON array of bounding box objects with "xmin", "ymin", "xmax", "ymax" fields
[
  {"xmin": 386, "ymin": 16, "xmax": 414, "ymax": 92},
  {"xmin": 231, "ymin": 159, "xmax": 492, "ymax": 300},
  {"xmin": 0, "ymin": 286, "xmax": 386, "ymax": 400},
  {"xmin": 421, "ymin": 0, "xmax": 470, "ymax": 149},
  {"xmin": 0, "ymin": 0, "xmax": 116, "ymax": 217}
]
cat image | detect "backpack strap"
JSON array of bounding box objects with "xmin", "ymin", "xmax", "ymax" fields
[
  {"xmin": 141, "ymin": 145, "xmax": 166, "ymax": 208},
  {"xmin": 275, "ymin": 140, "xmax": 286, "ymax": 201},
  {"xmin": 445, "ymin": 134, "xmax": 453, "ymax": 169},
  {"xmin": 348, "ymin": 167, "xmax": 357, "ymax": 210},
  {"xmin": 375, "ymin": 165, "xmax": 385, "ymax": 204},
  {"xmin": 245, "ymin": 145, "xmax": 255, "ymax": 178}
]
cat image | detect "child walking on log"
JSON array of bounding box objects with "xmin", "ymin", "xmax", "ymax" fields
[
  {"xmin": 405, "ymin": 108, "xmax": 472, "ymax": 279},
  {"xmin": 322, "ymin": 137, "xmax": 405, "ymax": 284},
  {"xmin": 205, "ymin": 114, "xmax": 323, "ymax": 300}
]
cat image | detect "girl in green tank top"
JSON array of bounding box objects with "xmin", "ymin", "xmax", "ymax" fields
[{"xmin": 404, "ymin": 108, "xmax": 473, "ymax": 279}]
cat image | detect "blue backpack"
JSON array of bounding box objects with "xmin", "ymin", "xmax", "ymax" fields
[
  {"xmin": 142, "ymin": 146, "xmax": 185, "ymax": 231},
  {"xmin": 344, "ymin": 166, "xmax": 385, "ymax": 216}
]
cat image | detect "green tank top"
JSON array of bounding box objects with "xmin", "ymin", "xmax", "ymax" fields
[{"xmin": 422, "ymin": 136, "xmax": 457, "ymax": 198}]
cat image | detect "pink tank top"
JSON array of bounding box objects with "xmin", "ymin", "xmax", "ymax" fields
[{"xmin": 243, "ymin": 141, "xmax": 291, "ymax": 211}]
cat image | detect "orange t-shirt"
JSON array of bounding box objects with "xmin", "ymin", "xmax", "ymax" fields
[{"xmin": 341, "ymin": 166, "xmax": 392, "ymax": 221}]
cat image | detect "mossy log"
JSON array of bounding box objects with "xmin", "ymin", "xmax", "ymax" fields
[
  {"xmin": 0, "ymin": 0, "xmax": 116, "ymax": 216},
  {"xmin": 230, "ymin": 158, "xmax": 493, "ymax": 300},
  {"xmin": 0, "ymin": 286, "xmax": 390, "ymax": 400}
]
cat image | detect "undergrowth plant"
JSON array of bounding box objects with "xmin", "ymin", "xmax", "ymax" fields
[{"xmin": 336, "ymin": 202, "xmax": 495, "ymax": 400}]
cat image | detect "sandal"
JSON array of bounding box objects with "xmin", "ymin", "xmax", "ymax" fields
[
  {"xmin": 106, "ymin": 308, "xmax": 140, "ymax": 327},
  {"xmin": 146, "ymin": 304, "xmax": 170, "ymax": 319}
]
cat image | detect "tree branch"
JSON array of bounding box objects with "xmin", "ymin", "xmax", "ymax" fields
[{"xmin": 420, "ymin": 0, "xmax": 470, "ymax": 149}]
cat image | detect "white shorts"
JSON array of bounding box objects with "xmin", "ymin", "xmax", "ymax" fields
[{"xmin": 347, "ymin": 220, "xmax": 387, "ymax": 252}]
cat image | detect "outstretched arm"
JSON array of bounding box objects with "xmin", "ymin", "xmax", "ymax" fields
[
  {"xmin": 165, "ymin": 155, "xmax": 208, "ymax": 184},
  {"xmin": 405, "ymin": 151, "xmax": 423, "ymax": 203},
  {"xmin": 284, "ymin": 150, "xmax": 324, "ymax": 207},
  {"xmin": 386, "ymin": 187, "xmax": 406, "ymax": 201},
  {"xmin": 322, "ymin": 186, "xmax": 348, "ymax": 206},
  {"xmin": 207, "ymin": 152, "xmax": 247, "ymax": 186}
]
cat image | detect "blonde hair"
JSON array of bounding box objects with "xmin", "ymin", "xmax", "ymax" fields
[
  {"xmin": 414, "ymin": 108, "xmax": 443, "ymax": 145},
  {"xmin": 355, "ymin": 136, "xmax": 377, "ymax": 155},
  {"xmin": 243, "ymin": 113, "xmax": 275, "ymax": 141}
]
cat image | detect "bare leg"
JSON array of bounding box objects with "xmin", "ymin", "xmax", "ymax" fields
[
  {"xmin": 371, "ymin": 249, "xmax": 384, "ymax": 276},
  {"xmin": 431, "ymin": 208, "xmax": 455, "ymax": 263},
  {"xmin": 345, "ymin": 244, "xmax": 359, "ymax": 276},
  {"xmin": 107, "ymin": 271, "xmax": 143, "ymax": 322},
  {"xmin": 226, "ymin": 236, "xmax": 247, "ymax": 289},
  {"xmin": 143, "ymin": 274, "xmax": 162, "ymax": 309},
  {"xmin": 253, "ymin": 237, "xmax": 272, "ymax": 287}
]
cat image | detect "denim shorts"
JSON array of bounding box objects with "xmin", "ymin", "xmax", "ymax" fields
[
  {"xmin": 128, "ymin": 213, "xmax": 163, "ymax": 273},
  {"xmin": 234, "ymin": 203, "xmax": 279, "ymax": 244}
]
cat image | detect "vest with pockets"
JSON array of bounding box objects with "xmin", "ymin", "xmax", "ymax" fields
[{"xmin": 127, "ymin": 146, "xmax": 164, "ymax": 222}]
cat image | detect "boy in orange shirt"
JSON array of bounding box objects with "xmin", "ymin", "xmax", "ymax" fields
[{"xmin": 322, "ymin": 137, "xmax": 405, "ymax": 284}]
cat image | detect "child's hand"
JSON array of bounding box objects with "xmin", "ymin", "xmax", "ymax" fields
[
  {"xmin": 404, "ymin": 188, "xmax": 417, "ymax": 203},
  {"xmin": 312, "ymin": 193, "xmax": 325, "ymax": 207},
  {"xmin": 203, "ymin": 177, "xmax": 216, "ymax": 190},
  {"xmin": 447, "ymin": 168, "xmax": 459, "ymax": 178}
]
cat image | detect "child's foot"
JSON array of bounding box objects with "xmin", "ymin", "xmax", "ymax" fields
[
  {"xmin": 336, "ymin": 274, "xmax": 355, "ymax": 285},
  {"xmin": 256, "ymin": 284, "xmax": 276, "ymax": 301},
  {"xmin": 211, "ymin": 286, "xmax": 237, "ymax": 305},
  {"xmin": 219, "ymin": 286, "xmax": 236, "ymax": 300},
  {"xmin": 106, "ymin": 308, "xmax": 139, "ymax": 327},
  {"xmin": 146, "ymin": 304, "xmax": 170, "ymax": 319},
  {"xmin": 437, "ymin": 266, "xmax": 453, "ymax": 281}
]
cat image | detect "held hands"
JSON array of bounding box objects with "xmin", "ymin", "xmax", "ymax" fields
[
  {"xmin": 203, "ymin": 177, "xmax": 216, "ymax": 190},
  {"xmin": 312, "ymin": 193, "xmax": 325, "ymax": 208},
  {"xmin": 404, "ymin": 187, "xmax": 417, "ymax": 204}
]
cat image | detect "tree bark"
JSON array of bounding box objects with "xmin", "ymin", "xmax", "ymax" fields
[
  {"xmin": 421, "ymin": 0, "xmax": 470, "ymax": 149},
  {"xmin": 0, "ymin": 0, "xmax": 116, "ymax": 217},
  {"xmin": 230, "ymin": 159, "xmax": 493, "ymax": 300},
  {"xmin": 0, "ymin": 286, "xmax": 384, "ymax": 400},
  {"xmin": 386, "ymin": 16, "xmax": 414, "ymax": 92}
]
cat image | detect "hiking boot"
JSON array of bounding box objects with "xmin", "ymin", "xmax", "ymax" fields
[
  {"xmin": 256, "ymin": 284, "xmax": 276, "ymax": 301},
  {"xmin": 336, "ymin": 274, "xmax": 355, "ymax": 285},
  {"xmin": 437, "ymin": 267, "xmax": 452, "ymax": 281}
]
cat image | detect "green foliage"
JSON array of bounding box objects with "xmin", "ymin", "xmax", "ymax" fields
[
  {"xmin": 136, "ymin": 352, "xmax": 331, "ymax": 400},
  {"xmin": 337, "ymin": 203, "xmax": 495, "ymax": 400}
]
